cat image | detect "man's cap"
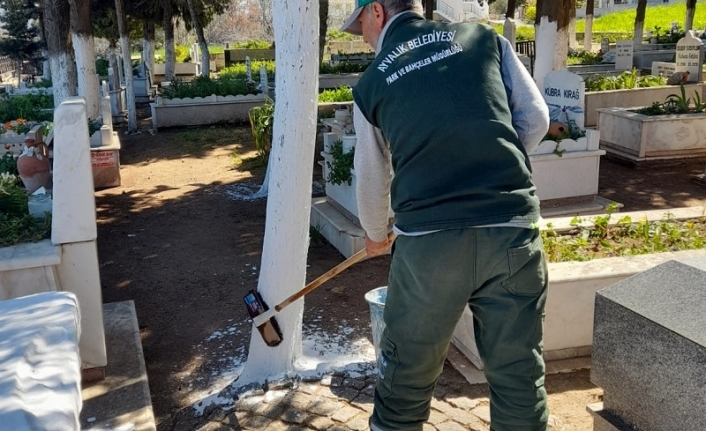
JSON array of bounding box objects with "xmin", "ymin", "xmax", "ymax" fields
[{"xmin": 341, "ymin": 0, "xmax": 376, "ymax": 35}]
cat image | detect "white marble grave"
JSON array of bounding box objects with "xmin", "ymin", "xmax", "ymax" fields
[
  {"xmin": 531, "ymin": 69, "xmax": 604, "ymax": 201},
  {"xmin": 0, "ymin": 291, "xmax": 82, "ymax": 431},
  {"xmin": 676, "ymin": 30, "xmax": 704, "ymax": 83},
  {"xmin": 615, "ymin": 40, "xmax": 634, "ymax": 71}
]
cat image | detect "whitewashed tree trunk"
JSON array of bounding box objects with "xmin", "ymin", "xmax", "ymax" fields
[
  {"xmin": 685, "ymin": 7, "xmax": 696, "ymax": 32},
  {"xmin": 584, "ymin": 15, "xmax": 593, "ymax": 51},
  {"xmin": 44, "ymin": 0, "xmax": 77, "ymax": 108},
  {"xmin": 568, "ymin": 18, "xmax": 579, "ymax": 49},
  {"xmin": 633, "ymin": 21, "xmax": 644, "ymax": 45},
  {"xmin": 163, "ymin": 0, "xmax": 175, "ymax": 81},
  {"xmin": 69, "ymin": 0, "xmax": 100, "ymax": 119},
  {"xmin": 115, "ymin": 0, "xmax": 137, "ymax": 132},
  {"xmin": 633, "ymin": 0, "xmax": 646, "ymax": 45},
  {"xmin": 503, "ymin": 18, "xmax": 516, "ymax": 48},
  {"xmin": 555, "ymin": 27, "xmax": 569, "ymax": 70},
  {"xmin": 185, "ymin": 0, "xmax": 211, "ymax": 77},
  {"xmin": 534, "ymin": 17, "xmax": 559, "ymax": 89},
  {"xmin": 72, "ymin": 35, "xmax": 100, "ymax": 119},
  {"xmin": 49, "ymin": 54, "xmax": 74, "ymax": 108},
  {"xmin": 142, "ymin": 20, "xmax": 155, "ymax": 81},
  {"xmin": 239, "ymin": 0, "xmax": 319, "ymax": 384}
]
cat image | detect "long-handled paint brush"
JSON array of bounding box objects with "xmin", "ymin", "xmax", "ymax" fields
[{"xmin": 245, "ymin": 233, "xmax": 394, "ymax": 347}]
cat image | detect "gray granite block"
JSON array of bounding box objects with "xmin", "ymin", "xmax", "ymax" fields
[{"xmin": 591, "ymin": 260, "xmax": 706, "ymax": 431}]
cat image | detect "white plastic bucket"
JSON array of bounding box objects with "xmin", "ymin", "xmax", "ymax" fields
[{"xmin": 364, "ymin": 286, "xmax": 387, "ymax": 370}]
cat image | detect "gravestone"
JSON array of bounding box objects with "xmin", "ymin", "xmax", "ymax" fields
[
  {"xmin": 260, "ymin": 66, "xmax": 269, "ymax": 98},
  {"xmin": 651, "ymin": 61, "xmax": 676, "ymax": 77},
  {"xmin": 591, "ymin": 260, "xmax": 706, "ymax": 431},
  {"xmin": 542, "ymin": 69, "xmax": 585, "ymax": 133},
  {"xmin": 615, "ymin": 40, "xmax": 634, "ymax": 70},
  {"xmin": 675, "ymin": 30, "xmax": 704, "ymax": 83}
]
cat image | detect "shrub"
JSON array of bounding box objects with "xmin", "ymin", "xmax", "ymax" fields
[
  {"xmin": 584, "ymin": 69, "xmax": 666, "ymax": 92},
  {"xmin": 160, "ymin": 76, "xmax": 257, "ymax": 99},
  {"xmin": 96, "ymin": 57, "xmax": 109, "ymax": 76},
  {"xmin": 220, "ymin": 60, "xmax": 276, "ymax": 82},
  {"xmin": 231, "ymin": 40, "xmax": 272, "ymax": 49},
  {"xmin": 0, "ymin": 93, "xmax": 54, "ymax": 123},
  {"xmin": 525, "ymin": 6, "xmax": 536, "ymax": 22},
  {"xmin": 248, "ymin": 97, "xmax": 274, "ymax": 163},
  {"xmin": 318, "ymin": 86, "xmax": 353, "ymax": 103},
  {"xmin": 320, "ymin": 62, "xmax": 369, "ymax": 74}
]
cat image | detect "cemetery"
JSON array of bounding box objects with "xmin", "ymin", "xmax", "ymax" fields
[{"xmin": 1, "ymin": 0, "xmax": 706, "ymax": 430}]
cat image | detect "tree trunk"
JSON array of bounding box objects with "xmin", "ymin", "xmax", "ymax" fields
[
  {"xmin": 142, "ymin": 19, "xmax": 155, "ymax": 82},
  {"xmin": 163, "ymin": 0, "xmax": 175, "ymax": 81},
  {"xmin": 69, "ymin": 0, "xmax": 99, "ymax": 119},
  {"xmin": 584, "ymin": 0, "xmax": 594, "ymax": 51},
  {"xmin": 319, "ymin": 0, "xmax": 329, "ymax": 65},
  {"xmin": 534, "ymin": 0, "xmax": 571, "ymax": 88},
  {"xmin": 425, "ymin": 0, "xmax": 433, "ymax": 20},
  {"xmin": 685, "ymin": 0, "xmax": 697, "ymax": 32},
  {"xmin": 633, "ymin": 0, "xmax": 646, "ymax": 45},
  {"xmin": 42, "ymin": 0, "xmax": 77, "ymax": 108},
  {"xmin": 115, "ymin": 0, "xmax": 137, "ymax": 132},
  {"xmin": 186, "ymin": 0, "xmax": 210, "ymax": 77},
  {"xmin": 504, "ymin": 0, "xmax": 517, "ymax": 47},
  {"xmin": 568, "ymin": 0, "xmax": 578, "ymax": 49},
  {"xmin": 240, "ymin": 0, "xmax": 319, "ymax": 383}
]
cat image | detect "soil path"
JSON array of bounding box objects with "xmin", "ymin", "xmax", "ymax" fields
[{"xmin": 95, "ymin": 115, "xmax": 706, "ymax": 430}]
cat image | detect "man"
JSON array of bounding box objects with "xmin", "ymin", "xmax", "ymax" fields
[{"xmin": 340, "ymin": 1, "xmax": 550, "ymax": 430}]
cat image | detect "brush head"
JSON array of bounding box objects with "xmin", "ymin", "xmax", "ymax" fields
[{"xmin": 244, "ymin": 290, "xmax": 283, "ymax": 347}]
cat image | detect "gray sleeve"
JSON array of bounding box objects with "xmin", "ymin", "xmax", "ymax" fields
[
  {"xmin": 499, "ymin": 36, "xmax": 549, "ymax": 154},
  {"xmin": 352, "ymin": 103, "xmax": 392, "ymax": 243}
]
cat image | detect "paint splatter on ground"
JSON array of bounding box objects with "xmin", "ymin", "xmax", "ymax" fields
[{"xmin": 187, "ymin": 319, "xmax": 377, "ymax": 415}]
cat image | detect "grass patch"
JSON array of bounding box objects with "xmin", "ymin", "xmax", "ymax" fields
[
  {"xmin": 0, "ymin": 93, "xmax": 54, "ymax": 123},
  {"xmin": 575, "ymin": 3, "xmax": 706, "ymax": 35},
  {"xmin": 543, "ymin": 208, "xmax": 706, "ymax": 263},
  {"xmin": 492, "ymin": 3, "xmax": 706, "ymax": 42}
]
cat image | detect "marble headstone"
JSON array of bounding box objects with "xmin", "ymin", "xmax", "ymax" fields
[
  {"xmin": 675, "ymin": 30, "xmax": 704, "ymax": 83},
  {"xmin": 260, "ymin": 66, "xmax": 269, "ymax": 97},
  {"xmin": 651, "ymin": 61, "xmax": 677, "ymax": 77},
  {"xmin": 592, "ymin": 260, "xmax": 706, "ymax": 431},
  {"xmin": 615, "ymin": 40, "xmax": 634, "ymax": 71},
  {"xmin": 542, "ymin": 69, "xmax": 585, "ymax": 132}
]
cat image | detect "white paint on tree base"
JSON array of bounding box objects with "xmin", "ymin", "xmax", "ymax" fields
[
  {"xmin": 142, "ymin": 39, "xmax": 155, "ymax": 81},
  {"xmin": 503, "ymin": 18, "xmax": 516, "ymax": 48},
  {"xmin": 584, "ymin": 16, "xmax": 593, "ymax": 52},
  {"xmin": 119, "ymin": 34, "xmax": 137, "ymax": 132},
  {"xmin": 568, "ymin": 18, "xmax": 579, "ymax": 49},
  {"xmin": 534, "ymin": 17, "xmax": 559, "ymax": 90},
  {"xmin": 633, "ymin": 20, "xmax": 644, "ymax": 45},
  {"xmin": 239, "ymin": 0, "xmax": 320, "ymax": 384},
  {"xmin": 72, "ymin": 34, "xmax": 100, "ymax": 119},
  {"xmin": 189, "ymin": 320, "xmax": 376, "ymax": 416},
  {"xmin": 49, "ymin": 53, "xmax": 74, "ymax": 108}
]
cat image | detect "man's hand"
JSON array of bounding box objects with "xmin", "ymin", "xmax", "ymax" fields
[{"xmin": 366, "ymin": 234, "xmax": 393, "ymax": 257}]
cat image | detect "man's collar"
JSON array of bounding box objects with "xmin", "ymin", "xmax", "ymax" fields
[{"xmin": 376, "ymin": 11, "xmax": 423, "ymax": 52}]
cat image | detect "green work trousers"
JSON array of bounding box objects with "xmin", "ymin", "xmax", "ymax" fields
[{"xmin": 370, "ymin": 227, "xmax": 549, "ymax": 431}]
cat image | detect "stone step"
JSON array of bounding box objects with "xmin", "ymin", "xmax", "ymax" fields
[{"xmin": 80, "ymin": 301, "xmax": 156, "ymax": 431}]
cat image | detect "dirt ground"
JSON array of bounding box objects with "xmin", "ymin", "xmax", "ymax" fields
[{"xmin": 95, "ymin": 109, "xmax": 706, "ymax": 431}]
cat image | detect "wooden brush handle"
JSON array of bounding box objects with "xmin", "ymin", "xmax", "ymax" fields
[{"xmin": 274, "ymin": 232, "xmax": 395, "ymax": 312}]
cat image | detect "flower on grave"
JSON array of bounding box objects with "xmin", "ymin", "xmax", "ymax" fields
[{"xmin": 4, "ymin": 119, "xmax": 32, "ymax": 135}]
